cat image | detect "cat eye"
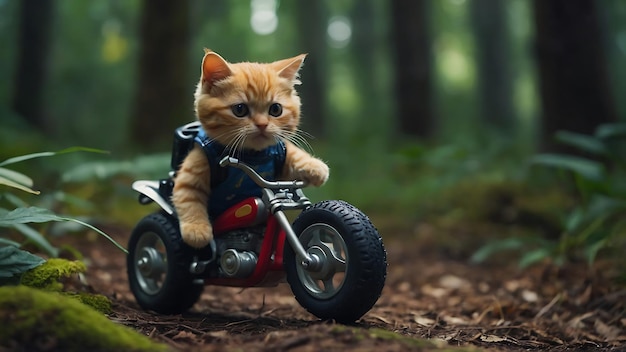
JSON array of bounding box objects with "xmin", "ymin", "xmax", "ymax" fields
[
  {"xmin": 231, "ymin": 103, "xmax": 250, "ymax": 118},
  {"xmin": 268, "ymin": 103, "xmax": 283, "ymax": 117}
]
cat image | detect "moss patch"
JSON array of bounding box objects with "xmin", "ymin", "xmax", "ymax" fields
[
  {"xmin": 0, "ymin": 285, "xmax": 167, "ymax": 352},
  {"xmin": 20, "ymin": 258, "xmax": 86, "ymax": 290},
  {"xmin": 19, "ymin": 258, "xmax": 112, "ymax": 313}
]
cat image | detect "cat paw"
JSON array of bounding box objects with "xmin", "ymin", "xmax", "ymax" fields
[
  {"xmin": 180, "ymin": 222, "xmax": 213, "ymax": 248},
  {"xmin": 297, "ymin": 158, "xmax": 330, "ymax": 187}
]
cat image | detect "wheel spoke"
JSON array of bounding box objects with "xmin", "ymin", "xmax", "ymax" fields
[
  {"xmin": 295, "ymin": 223, "xmax": 350, "ymax": 299},
  {"xmin": 134, "ymin": 232, "xmax": 168, "ymax": 295},
  {"xmin": 328, "ymin": 251, "xmax": 346, "ymax": 273},
  {"xmin": 322, "ymin": 277, "xmax": 335, "ymax": 292},
  {"xmin": 307, "ymin": 229, "xmax": 324, "ymax": 248}
]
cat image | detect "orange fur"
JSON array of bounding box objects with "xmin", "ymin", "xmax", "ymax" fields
[{"xmin": 172, "ymin": 50, "xmax": 329, "ymax": 248}]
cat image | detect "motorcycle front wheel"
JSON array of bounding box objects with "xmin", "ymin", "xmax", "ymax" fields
[{"xmin": 284, "ymin": 200, "xmax": 387, "ymax": 323}]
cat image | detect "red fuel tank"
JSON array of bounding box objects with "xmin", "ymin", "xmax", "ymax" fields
[{"xmin": 212, "ymin": 197, "xmax": 268, "ymax": 234}]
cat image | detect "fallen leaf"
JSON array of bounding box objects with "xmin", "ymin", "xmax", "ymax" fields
[
  {"xmin": 567, "ymin": 312, "xmax": 595, "ymax": 329},
  {"xmin": 594, "ymin": 319, "xmax": 622, "ymax": 342},
  {"xmin": 413, "ymin": 315, "xmax": 436, "ymax": 326},
  {"xmin": 398, "ymin": 281, "xmax": 411, "ymax": 292},
  {"xmin": 371, "ymin": 314, "xmax": 392, "ymax": 324},
  {"xmin": 172, "ymin": 330, "xmax": 197, "ymax": 341},
  {"xmin": 480, "ymin": 334, "xmax": 507, "ymax": 343},
  {"xmin": 206, "ymin": 330, "xmax": 229, "ymax": 339},
  {"xmin": 521, "ymin": 289, "xmax": 538, "ymax": 302},
  {"xmin": 504, "ymin": 280, "xmax": 521, "ymax": 292},
  {"xmin": 439, "ymin": 274, "xmax": 469, "ymax": 290},
  {"xmin": 443, "ymin": 315, "xmax": 471, "ymax": 325},
  {"xmin": 421, "ymin": 284, "xmax": 448, "ymax": 298}
]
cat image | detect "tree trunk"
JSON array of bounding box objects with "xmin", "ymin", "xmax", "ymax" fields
[
  {"xmin": 533, "ymin": 0, "xmax": 617, "ymax": 151},
  {"xmin": 131, "ymin": 0, "xmax": 191, "ymax": 151},
  {"xmin": 390, "ymin": 0, "xmax": 434, "ymax": 139},
  {"xmin": 12, "ymin": 0, "xmax": 56, "ymax": 134},
  {"xmin": 470, "ymin": 0, "xmax": 515, "ymax": 132},
  {"xmin": 294, "ymin": 0, "xmax": 327, "ymax": 139}
]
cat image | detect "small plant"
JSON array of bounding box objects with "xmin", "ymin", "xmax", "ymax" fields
[
  {"xmin": 0, "ymin": 148, "xmax": 166, "ymax": 351},
  {"xmin": 473, "ymin": 123, "xmax": 626, "ymax": 267},
  {"xmin": 0, "ymin": 148, "xmax": 127, "ymax": 282}
]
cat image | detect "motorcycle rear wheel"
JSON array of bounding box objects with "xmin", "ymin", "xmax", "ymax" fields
[
  {"xmin": 127, "ymin": 212, "xmax": 203, "ymax": 314},
  {"xmin": 285, "ymin": 200, "xmax": 387, "ymax": 323}
]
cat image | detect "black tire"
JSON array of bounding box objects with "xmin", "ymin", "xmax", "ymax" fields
[
  {"xmin": 285, "ymin": 200, "xmax": 387, "ymax": 323},
  {"xmin": 127, "ymin": 212, "xmax": 203, "ymax": 314}
]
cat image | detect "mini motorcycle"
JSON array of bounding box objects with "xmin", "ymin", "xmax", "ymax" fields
[{"xmin": 127, "ymin": 122, "xmax": 387, "ymax": 323}]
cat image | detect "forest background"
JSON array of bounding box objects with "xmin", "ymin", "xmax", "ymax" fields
[{"xmin": 1, "ymin": 0, "xmax": 626, "ymax": 268}]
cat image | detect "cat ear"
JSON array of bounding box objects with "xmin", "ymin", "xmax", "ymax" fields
[
  {"xmin": 201, "ymin": 51, "xmax": 232, "ymax": 88},
  {"xmin": 273, "ymin": 54, "xmax": 306, "ymax": 84}
]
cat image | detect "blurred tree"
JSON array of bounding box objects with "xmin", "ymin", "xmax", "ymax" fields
[
  {"xmin": 294, "ymin": 0, "xmax": 328, "ymax": 138},
  {"xmin": 469, "ymin": 0, "xmax": 515, "ymax": 132},
  {"xmin": 131, "ymin": 0, "xmax": 191, "ymax": 151},
  {"xmin": 533, "ymin": 0, "xmax": 617, "ymax": 151},
  {"xmin": 390, "ymin": 0, "xmax": 434, "ymax": 138},
  {"xmin": 350, "ymin": 0, "xmax": 392, "ymax": 140},
  {"xmin": 350, "ymin": 0, "xmax": 377, "ymax": 131},
  {"xmin": 12, "ymin": 0, "xmax": 56, "ymax": 134}
]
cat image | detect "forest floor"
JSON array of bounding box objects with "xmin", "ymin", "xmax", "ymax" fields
[{"xmin": 73, "ymin": 223, "xmax": 626, "ymax": 352}]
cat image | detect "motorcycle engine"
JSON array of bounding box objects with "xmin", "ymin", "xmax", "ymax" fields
[{"xmin": 214, "ymin": 226, "xmax": 264, "ymax": 278}]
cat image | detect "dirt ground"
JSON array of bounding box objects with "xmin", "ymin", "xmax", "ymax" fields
[{"xmin": 75, "ymin": 224, "xmax": 626, "ymax": 352}]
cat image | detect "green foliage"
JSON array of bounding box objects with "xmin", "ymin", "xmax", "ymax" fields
[
  {"xmin": 0, "ymin": 149, "xmax": 127, "ymax": 254},
  {"xmin": 475, "ymin": 123, "xmax": 626, "ymax": 267},
  {"xmin": 0, "ymin": 246, "xmax": 45, "ymax": 284},
  {"xmin": 0, "ymin": 149, "xmax": 127, "ymax": 285},
  {"xmin": 61, "ymin": 153, "xmax": 170, "ymax": 182},
  {"xmin": 0, "ymin": 285, "xmax": 166, "ymax": 352},
  {"xmin": 0, "ymin": 206, "xmax": 127, "ymax": 254}
]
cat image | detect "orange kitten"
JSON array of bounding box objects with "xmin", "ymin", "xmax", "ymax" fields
[{"xmin": 172, "ymin": 50, "xmax": 329, "ymax": 248}]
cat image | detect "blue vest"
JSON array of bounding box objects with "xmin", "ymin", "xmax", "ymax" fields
[{"xmin": 194, "ymin": 128, "xmax": 286, "ymax": 218}]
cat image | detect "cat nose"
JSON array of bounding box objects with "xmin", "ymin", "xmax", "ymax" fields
[{"xmin": 256, "ymin": 123, "xmax": 268, "ymax": 132}]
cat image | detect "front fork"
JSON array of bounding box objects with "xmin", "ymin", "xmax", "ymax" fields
[{"xmin": 264, "ymin": 189, "xmax": 323, "ymax": 272}]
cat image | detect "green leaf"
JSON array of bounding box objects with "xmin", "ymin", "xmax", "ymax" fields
[
  {"xmin": 2, "ymin": 192, "xmax": 29, "ymax": 208},
  {"xmin": 519, "ymin": 247, "xmax": 552, "ymax": 268},
  {"xmin": 0, "ymin": 207, "xmax": 127, "ymax": 255},
  {"xmin": 530, "ymin": 154, "xmax": 605, "ymax": 182},
  {"xmin": 555, "ymin": 131, "xmax": 607, "ymax": 155},
  {"xmin": 595, "ymin": 123, "xmax": 626, "ymax": 139},
  {"xmin": 0, "ymin": 246, "xmax": 45, "ymax": 278},
  {"xmin": 0, "ymin": 147, "xmax": 109, "ymax": 167},
  {"xmin": 585, "ymin": 195, "xmax": 626, "ymax": 222},
  {"xmin": 12, "ymin": 223, "xmax": 59, "ymax": 257},
  {"xmin": 564, "ymin": 207, "xmax": 584, "ymax": 233},
  {"xmin": 585, "ymin": 239, "xmax": 607, "ymax": 266},
  {"xmin": 0, "ymin": 167, "xmax": 34, "ymax": 187},
  {"xmin": 0, "ymin": 207, "xmax": 62, "ymax": 226},
  {"xmin": 470, "ymin": 238, "xmax": 526, "ymax": 263},
  {"xmin": 0, "ymin": 238, "xmax": 21, "ymax": 247},
  {"xmin": 61, "ymin": 153, "xmax": 169, "ymax": 182},
  {"xmin": 0, "ymin": 175, "xmax": 40, "ymax": 195}
]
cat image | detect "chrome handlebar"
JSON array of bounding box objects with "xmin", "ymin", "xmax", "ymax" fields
[{"xmin": 219, "ymin": 156, "xmax": 307, "ymax": 189}]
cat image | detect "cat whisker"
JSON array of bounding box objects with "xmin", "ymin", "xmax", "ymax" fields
[
  {"xmin": 229, "ymin": 129, "xmax": 248, "ymax": 160},
  {"xmin": 279, "ymin": 129, "xmax": 315, "ymax": 153}
]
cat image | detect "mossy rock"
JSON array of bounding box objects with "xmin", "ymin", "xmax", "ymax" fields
[
  {"xmin": 0, "ymin": 285, "xmax": 168, "ymax": 352},
  {"xmin": 20, "ymin": 258, "xmax": 86, "ymax": 290},
  {"xmin": 19, "ymin": 258, "xmax": 113, "ymax": 313}
]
